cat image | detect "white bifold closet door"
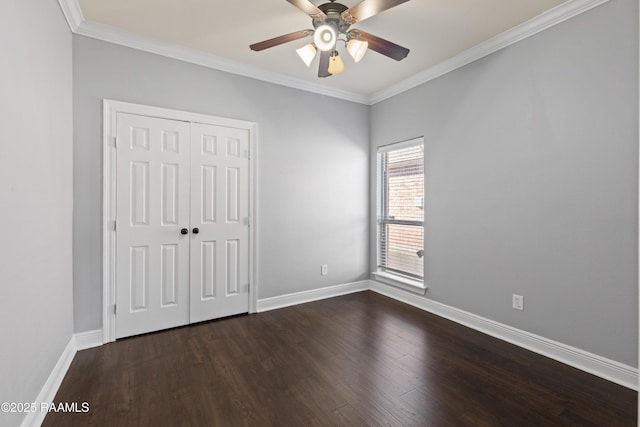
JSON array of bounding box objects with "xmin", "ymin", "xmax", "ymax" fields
[
  {"xmin": 115, "ymin": 113, "xmax": 249, "ymax": 339},
  {"xmin": 189, "ymin": 123, "xmax": 250, "ymax": 323}
]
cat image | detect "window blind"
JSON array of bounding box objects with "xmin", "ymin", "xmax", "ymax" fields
[{"xmin": 378, "ymin": 141, "xmax": 424, "ymax": 280}]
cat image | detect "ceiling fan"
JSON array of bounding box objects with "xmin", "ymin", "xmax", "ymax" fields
[{"xmin": 250, "ymin": 0, "xmax": 410, "ymax": 77}]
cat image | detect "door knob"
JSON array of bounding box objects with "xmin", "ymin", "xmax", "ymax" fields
[
  {"xmin": 180, "ymin": 228, "xmax": 188, "ymax": 235},
  {"xmin": 192, "ymin": 227, "xmax": 200, "ymax": 234}
]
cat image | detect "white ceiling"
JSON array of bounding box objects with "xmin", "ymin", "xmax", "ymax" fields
[{"xmin": 74, "ymin": 0, "xmax": 571, "ymax": 99}]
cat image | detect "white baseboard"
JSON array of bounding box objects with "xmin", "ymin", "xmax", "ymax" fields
[
  {"xmin": 74, "ymin": 329, "xmax": 103, "ymax": 351},
  {"xmin": 20, "ymin": 330, "xmax": 104, "ymax": 427},
  {"xmin": 20, "ymin": 338, "xmax": 76, "ymax": 427},
  {"xmin": 256, "ymin": 280, "xmax": 370, "ymax": 312},
  {"xmin": 369, "ymin": 280, "xmax": 638, "ymax": 390}
]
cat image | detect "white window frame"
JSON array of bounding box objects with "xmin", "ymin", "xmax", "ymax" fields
[{"xmin": 373, "ymin": 137, "xmax": 427, "ymax": 295}]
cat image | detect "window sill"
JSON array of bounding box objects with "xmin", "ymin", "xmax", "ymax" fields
[{"xmin": 372, "ymin": 272, "xmax": 428, "ymax": 295}]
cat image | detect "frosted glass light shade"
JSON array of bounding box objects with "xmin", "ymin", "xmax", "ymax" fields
[
  {"xmin": 313, "ymin": 25, "xmax": 336, "ymax": 51},
  {"xmin": 328, "ymin": 51, "xmax": 345, "ymax": 75},
  {"xmin": 347, "ymin": 39, "xmax": 368, "ymax": 63},
  {"xmin": 296, "ymin": 44, "xmax": 317, "ymax": 67}
]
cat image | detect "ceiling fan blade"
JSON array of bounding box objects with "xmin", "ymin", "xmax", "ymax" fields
[
  {"xmin": 250, "ymin": 29, "xmax": 314, "ymax": 51},
  {"xmin": 286, "ymin": 0, "xmax": 327, "ymax": 19},
  {"xmin": 351, "ymin": 30, "xmax": 409, "ymax": 61},
  {"xmin": 318, "ymin": 50, "xmax": 331, "ymax": 78},
  {"xmin": 341, "ymin": 0, "xmax": 409, "ymax": 24}
]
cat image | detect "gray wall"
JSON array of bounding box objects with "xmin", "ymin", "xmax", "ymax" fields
[
  {"xmin": 73, "ymin": 36, "xmax": 370, "ymax": 332},
  {"xmin": 370, "ymin": 0, "xmax": 638, "ymax": 366},
  {"xmin": 0, "ymin": 1, "xmax": 74, "ymax": 425},
  {"xmin": 73, "ymin": 0, "xmax": 637, "ymax": 368}
]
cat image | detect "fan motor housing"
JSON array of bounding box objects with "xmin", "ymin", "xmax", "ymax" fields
[{"xmin": 313, "ymin": 2, "xmax": 351, "ymax": 33}]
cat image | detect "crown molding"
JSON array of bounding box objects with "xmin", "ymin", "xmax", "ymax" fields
[
  {"xmin": 58, "ymin": 0, "xmax": 610, "ymax": 106},
  {"xmin": 57, "ymin": 0, "xmax": 83, "ymax": 32},
  {"xmin": 58, "ymin": 0, "xmax": 369, "ymax": 104},
  {"xmin": 369, "ymin": 0, "xmax": 611, "ymax": 104}
]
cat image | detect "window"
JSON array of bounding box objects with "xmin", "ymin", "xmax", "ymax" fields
[{"xmin": 375, "ymin": 138, "xmax": 424, "ymax": 288}]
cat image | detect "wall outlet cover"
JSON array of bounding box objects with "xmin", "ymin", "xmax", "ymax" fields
[
  {"xmin": 321, "ymin": 264, "xmax": 328, "ymax": 275},
  {"xmin": 513, "ymin": 294, "xmax": 524, "ymax": 311}
]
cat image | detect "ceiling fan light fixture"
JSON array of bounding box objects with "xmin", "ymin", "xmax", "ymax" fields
[
  {"xmin": 296, "ymin": 43, "xmax": 317, "ymax": 67},
  {"xmin": 346, "ymin": 39, "xmax": 368, "ymax": 63},
  {"xmin": 249, "ymin": 0, "xmax": 412, "ymax": 78},
  {"xmin": 313, "ymin": 25, "xmax": 337, "ymax": 52},
  {"xmin": 328, "ymin": 51, "xmax": 345, "ymax": 75}
]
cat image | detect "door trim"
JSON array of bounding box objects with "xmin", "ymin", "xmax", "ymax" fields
[{"xmin": 102, "ymin": 99, "xmax": 259, "ymax": 343}]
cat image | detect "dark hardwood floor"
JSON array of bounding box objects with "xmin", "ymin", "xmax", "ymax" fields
[{"xmin": 44, "ymin": 291, "xmax": 636, "ymax": 426}]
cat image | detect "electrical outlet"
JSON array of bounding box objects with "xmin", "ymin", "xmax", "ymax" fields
[
  {"xmin": 321, "ymin": 264, "xmax": 328, "ymax": 276},
  {"xmin": 512, "ymin": 294, "xmax": 524, "ymax": 311}
]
